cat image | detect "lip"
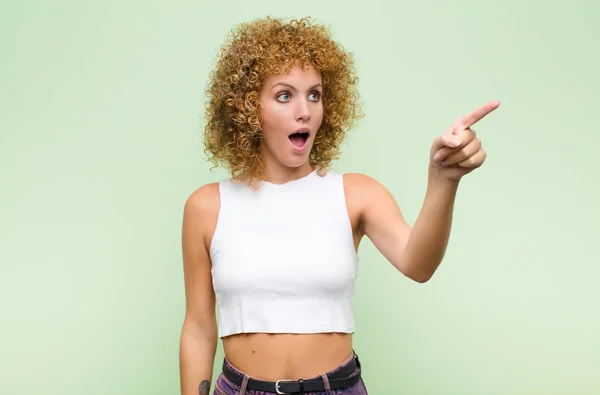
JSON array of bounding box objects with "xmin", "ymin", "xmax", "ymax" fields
[
  {"xmin": 294, "ymin": 127, "xmax": 311, "ymax": 134},
  {"xmin": 289, "ymin": 128, "xmax": 311, "ymax": 152}
]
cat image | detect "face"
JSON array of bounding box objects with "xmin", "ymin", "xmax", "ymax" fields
[{"xmin": 258, "ymin": 64, "xmax": 324, "ymax": 173}]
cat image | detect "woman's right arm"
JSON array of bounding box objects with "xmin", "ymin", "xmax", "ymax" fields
[{"xmin": 179, "ymin": 184, "xmax": 220, "ymax": 395}]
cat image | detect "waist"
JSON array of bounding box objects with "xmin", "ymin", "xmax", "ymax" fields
[
  {"xmin": 222, "ymin": 332, "xmax": 353, "ymax": 380},
  {"xmin": 216, "ymin": 295, "xmax": 355, "ymax": 338}
]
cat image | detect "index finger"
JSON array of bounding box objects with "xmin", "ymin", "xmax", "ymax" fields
[{"xmin": 454, "ymin": 100, "xmax": 500, "ymax": 131}]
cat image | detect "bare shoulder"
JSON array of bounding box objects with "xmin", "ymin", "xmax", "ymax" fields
[
  {"xmin": 342, "ymin": 172, "xmax": 392, "ymax": 204},
  {"xmin": 183, "ymin": 182, "xmax": 221, "ymax": 249},
  {"xmin": 342, "ymin": 171, "xmax": 406, "ymax": 227},
  {"xmin": 341, "ymin": 172, "xmax": 397, "ymax": 232},
  {"xmin": 342, "ymin": 172, "xmax": 383, "ymax": 189},
  {"xmin": 184, "ymin": 182, "xmax": 220, "ymax": 216}
]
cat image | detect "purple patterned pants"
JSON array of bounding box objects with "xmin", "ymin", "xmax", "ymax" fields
[{"xmin": 212, "ymin": 353, "xmax": 368, "ymax": 395}]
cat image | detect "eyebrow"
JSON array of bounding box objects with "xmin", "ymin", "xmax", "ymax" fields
[{"xmin": 271, "ymin": 82, "xmax": 322, "ymax": 91}]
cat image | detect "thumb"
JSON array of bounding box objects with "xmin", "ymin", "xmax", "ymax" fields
[{"xmin": 439, "ymin": 133, "xmax": 461, "ymax": 149}]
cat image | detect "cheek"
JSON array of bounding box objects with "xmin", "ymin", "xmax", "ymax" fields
[
  {"xmin": 260, "ymin": 104, "xmax": 286, "ymax": 138},
  {"xmin": 260, "ymin": 104, "xmax": 275, "ymax": 130},
  {"xmin": 314, "ymin": 104, "xmax": 324, "ymax": 124},
  {"xmin": 263, "ymin": 103, "xmax": 290, "ymax": 123}
]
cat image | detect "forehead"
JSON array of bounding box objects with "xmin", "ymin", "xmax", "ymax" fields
[{"xmin": 263, "ymin": 64, "xmax": 322, "ymax": 87}]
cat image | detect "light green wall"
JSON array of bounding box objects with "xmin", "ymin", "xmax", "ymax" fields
[{"xmin": 2, "ymin": 1, "xmax": 599, "ymax": 394}]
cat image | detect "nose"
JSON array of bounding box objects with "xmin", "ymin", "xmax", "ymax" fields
[{"xmin": 295, "ymin": 99, "xmax": 311, "ymax": 122}]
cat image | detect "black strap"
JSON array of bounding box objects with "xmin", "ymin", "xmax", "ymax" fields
[{"xmin": 222, "ymin": 354, "xmax": 361, "ymax": 394}]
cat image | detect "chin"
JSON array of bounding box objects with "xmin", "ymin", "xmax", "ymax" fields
[
  {"xmin": 262, "ymin": 140, "xmax": 314, "ymax": 170},
  {"xmin": 282, "ymin": 156, "xmax": 310, "ymax": 169},
  {"xmin": 281, "ymin": 149, "xmax": 313, "ymax": 168}
]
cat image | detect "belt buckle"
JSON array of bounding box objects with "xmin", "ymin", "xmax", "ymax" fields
[{"xmin": 275, "ymin": 379, "xmax": 292, "ymax": 394}]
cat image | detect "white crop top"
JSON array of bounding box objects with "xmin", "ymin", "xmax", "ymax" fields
[{"xmin": 209, "ymin": 169, "xmax": 359, "ymax": 338}]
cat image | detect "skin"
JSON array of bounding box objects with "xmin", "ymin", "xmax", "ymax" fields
[
  {"xmin": 179, "ymin": 64, "xmax": 500, "ymax": 392},
  {"xmin": 257, "ymin": 64, "xmax": 324, "ymax": 184}
]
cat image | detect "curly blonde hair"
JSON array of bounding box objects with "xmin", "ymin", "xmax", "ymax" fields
[{"xmin": 203, "ymin": 16, "xmax": 363, "ymax": 185}]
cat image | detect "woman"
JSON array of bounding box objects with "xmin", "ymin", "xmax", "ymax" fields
[{"xmin": 179, "ymin": 17, "xmax": 499, "ymax": 395}]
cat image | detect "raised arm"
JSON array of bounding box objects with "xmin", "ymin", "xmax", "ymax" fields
[
  {"xmin": 356, "ymin": 100, "xmax": 500, "ymax": 283},
  {"xmin": 179, "ymin": 183, "xmax": 220, "ymax": 395}
]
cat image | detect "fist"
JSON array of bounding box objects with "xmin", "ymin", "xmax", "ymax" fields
[{"xmin": 430, "ymin": 100, "xmax": 500, "ymax": 182}]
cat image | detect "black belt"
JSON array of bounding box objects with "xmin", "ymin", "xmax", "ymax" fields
[{"xmin": 221, "ymin": 354, "xmax": 362, "ymax": 394}]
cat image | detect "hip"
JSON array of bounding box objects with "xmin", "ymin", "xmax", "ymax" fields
[{"xmin": 213, "ymin": 350, "xmax": 368, "ymax": 395}]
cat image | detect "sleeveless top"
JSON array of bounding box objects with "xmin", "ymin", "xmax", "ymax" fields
[{"xmin": 209, "ymin": 169, "xmax": 359, "ymax": 338}]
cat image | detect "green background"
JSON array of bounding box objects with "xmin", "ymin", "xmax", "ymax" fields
[{"xmin": 2, "ymin": 0, "xmax": 599, "ymax": 394}]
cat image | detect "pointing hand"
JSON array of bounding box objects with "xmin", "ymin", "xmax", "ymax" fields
[{"xmin": 429, "ymin": 100, "xmax": 500, "ymax": 182}]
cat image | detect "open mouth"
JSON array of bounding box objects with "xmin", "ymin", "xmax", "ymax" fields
[{"xmin": 288, "ymin": 130, "xmax": 310, "ymax": 148}]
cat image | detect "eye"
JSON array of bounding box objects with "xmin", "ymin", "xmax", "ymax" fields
[
  {"xmin": 309, "ymin": 91, "xmax": 321, "ymax": 101},
  {"xmin": 276, "ymin": 92, "xmax": 291, "ymax": 102}
]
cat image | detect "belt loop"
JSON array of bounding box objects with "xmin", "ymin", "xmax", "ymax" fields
[
  {"xmin": 320, "ymin": 373, "xmax": 333, "ymax": 395},
  {"xmin": 239, "ymin": 374, "xmax": 250, "ymax": 394}
]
